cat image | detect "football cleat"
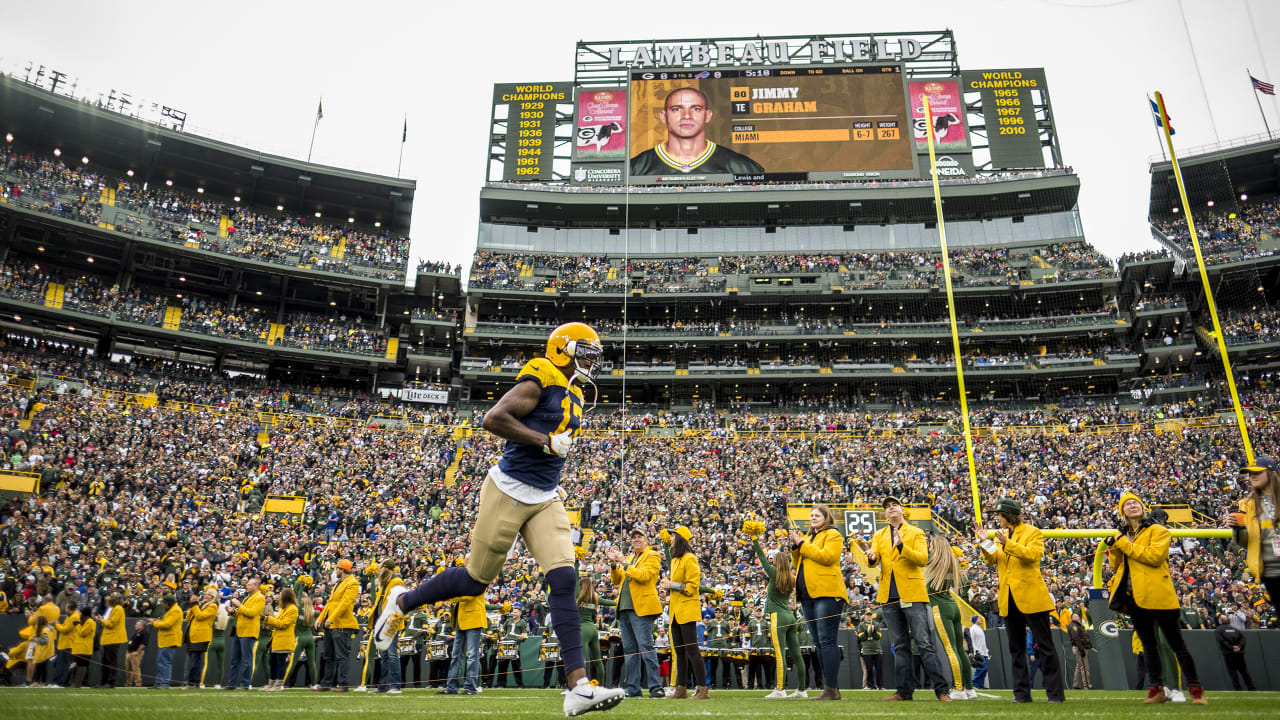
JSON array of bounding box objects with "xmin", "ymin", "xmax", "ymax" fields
[
  {"xmin": 372, "ymin": 585, "xmax": 408, "ymax": 651},
  {"xmin": 564, "ymin": 680, "xmax": 625, "ymax": 717},
  {"xmin": 765, "ymin": 689, "xmax": 789, "ymax": 699}
]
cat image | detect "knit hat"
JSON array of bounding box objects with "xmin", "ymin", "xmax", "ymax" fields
[
  {"xmin": 674, "ymin": 526, "xmax": 693, "ymax": 543},
  {"xmin": 994, "ymin": 498, "xmax": 1021, "ymax": 516},
  {"xmin": 1116, "ymin": 491, "xmax": 1146, "ymax": 517}
]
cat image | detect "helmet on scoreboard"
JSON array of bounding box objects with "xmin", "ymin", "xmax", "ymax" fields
[{"xmin": 546, "ymin": 322, "xmax": 603, "ymax": 383}]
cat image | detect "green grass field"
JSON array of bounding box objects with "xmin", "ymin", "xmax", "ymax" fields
[{"xmin": 3, "ymin": 688, "xmax": 1277, "ymax": 718}]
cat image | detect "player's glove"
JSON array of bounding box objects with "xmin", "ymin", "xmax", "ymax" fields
[{"xmin": 543, "ymin": 431, "xmax": 574, "ymax": 457}]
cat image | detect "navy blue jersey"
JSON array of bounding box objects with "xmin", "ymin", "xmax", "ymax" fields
[{"xmin": 496, "ymin": 358, "xmax": 584, "ymax": 491}]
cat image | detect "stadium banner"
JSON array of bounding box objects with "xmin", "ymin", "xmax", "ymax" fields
[
  {"xmin": 909, "ymin": 78, "xmax": 969, "ymax": 151},
  {"xmin": 628, "ymin": 65, "xmax": 919, "ymax": 184},
  {"xmin": 961, "ymin": 68, "xmax": 1047, "ymax": 169},
  {"xmin": 403, "ymin": 387, "xmax": 449, "ymax": 404},
  {"xmin": 571, "ymin": 162, "xmax": 626, "ymax": 186},
  {"xmin": 263, "ymin": 494, "xmax": 307, "ymax": 515},
  {"xmin": 573, "ymin": 87, "xmax": 628, "ymax": 161},
  {"xmin": 493, "ymin": 82, "xmax": 572, "ymax": 181}
]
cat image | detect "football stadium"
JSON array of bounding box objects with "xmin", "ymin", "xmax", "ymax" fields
[{"xmin": 2, "ymin": 14, "xmax": 1280, "ymax": 720}]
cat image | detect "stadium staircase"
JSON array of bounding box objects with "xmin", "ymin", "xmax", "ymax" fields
[
  {"xmin": 265, "ymin": 323, "xmax": 285, "ymax": 345},
  {"xmin": 43, "ymin": 283, "xmax": 65, "ymax": 310},
  {"xmin": 1195, "ymin": 325, "xmax": 1218, "ymax": 354},
  {"xmin": 331, "ymin": 236, "xmax": 346, "ymax": 259},
  {"xmin": 98, "ymin": 186, "xmax": 116, "ymax": 206},
  {"xmin": 384, "ymin": 337, "xmax": 399, "ymax": 360},
  {"xmin": 218, "ymin": 215, "xmax": 230, "ymax": 239},
  {"xmin": 442, "ymin": 425, "xmax": 471, "ymax": 488}
]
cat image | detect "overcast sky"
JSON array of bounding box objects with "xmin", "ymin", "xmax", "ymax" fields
[{"xmin": 4, "ymin": 0, "xmax": 1277, "ymax": 273}]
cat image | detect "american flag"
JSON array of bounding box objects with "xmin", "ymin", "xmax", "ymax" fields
[{"xmin": 1252, "ymin": 75, "xmax": 1276, "ymax": 96}]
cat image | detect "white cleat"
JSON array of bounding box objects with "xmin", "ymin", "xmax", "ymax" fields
[
  {"xmin": 563, "ymin": 681, "xmax": 625, "ymax": 717},
  {"xmin": 1169, "ymin": 689, "xmax": 1186, "ymax": 703},
  {"xmin": 372, "ymin": 586, "xmax": 407, "ymax": 652},
  {"xmin": 788, "ymin": 689, "xmax": 808, "ymax": 699},
  {"xmin": 765, "ymin": 689, "xmax": 789, "ymax": 699},
  {"xmin": 353, "ymin": 685, "xmax": 369, "ymax": 692}
]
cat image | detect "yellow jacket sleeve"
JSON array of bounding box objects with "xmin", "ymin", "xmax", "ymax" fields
[
  {"xmin": 625, "ymin": 551, "xmax": 661, "ymax": 584},
  {"xmin": 237, "ymin": 592, "xmax": 265, "ymax": 621},
  {"xmin": 1113, "ymin": 525, "xmax": 1170, "ymax": 567}
]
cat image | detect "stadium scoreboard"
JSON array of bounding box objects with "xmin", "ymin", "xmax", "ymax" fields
[
  {"xmin": 493, "ymin": 82, "xmax": 570, "ymax": 182},
  {"xmin": 485, "ymin": 33, "xmax": 1061, "ymax": 184}
]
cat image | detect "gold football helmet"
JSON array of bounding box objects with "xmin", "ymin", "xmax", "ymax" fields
[{"xmin": 546, "ymin": 322, "xmax": 602, "ymax": 411}]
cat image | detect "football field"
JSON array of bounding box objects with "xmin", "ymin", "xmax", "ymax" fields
[{"xmin": 4, "ymin": 688, "xmax": 1277, "ymax": 718}]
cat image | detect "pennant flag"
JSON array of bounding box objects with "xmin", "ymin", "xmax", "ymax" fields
[
  {"xmin": 316, "ymin": 99, "xmax": 324, "ymax": 121},
  {"xmin": 1149, "ymin": 98, "xmax": 1175, "ymax": 135},
  {"xmin": 1251, "ymin": 74, "xmax": 1276, "ymax": 96}
]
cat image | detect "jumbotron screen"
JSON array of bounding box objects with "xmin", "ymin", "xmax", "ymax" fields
[{"xmin": 627, "ymin": 65, "xmax": 917, "ymax": 183}]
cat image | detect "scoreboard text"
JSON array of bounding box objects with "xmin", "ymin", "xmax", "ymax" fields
[
  {"xmin": 961, "ymin": 69, "xmax": 1046, "ymax": 169},
  {"xmin": 494, "ymin": 83, "xmax": 569, "ymax": 182}
]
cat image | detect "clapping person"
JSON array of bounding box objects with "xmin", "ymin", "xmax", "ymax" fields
[
  {"xmin": 789, "ymin": 504, "xmax": 847, "ymax": 701},
  {"xmin": 866, "ymin": 497, "xmax": 950, "ymax": 702},
  {"xmin": 71, "ymin": 607, "xmax": 97, "ymax": 689},
  {"xmin": 663, "ymin": 526, "xmax": 709, "ymax": 700},
  {"xmin": 263, "ymin": 588, "xmax": 299, "ymax": 691},
  {"xmin": 974, "ymin": 499, "xmax": 1064, "ymax": 704},
  {"xmin": 1106, "ymin": 492, "xmax": 1206, "ymax": 705},
  {"xmin": 607, "ymin": 529, "xmax": 664, "ymax": 699},
  {"xmin": 226, "ymin": 578, "xmax": 265, "ymax": 691},
  {"xmin": 97, "ymin": 593, "xmax": 127, "ymax": 689},
  {"xmin": 183, "ymin": 590, "xmax": 217, "ymax": 689},
  {"xmin": 150, "ymin": 595, "xmax": 183, "ymax": 689}
]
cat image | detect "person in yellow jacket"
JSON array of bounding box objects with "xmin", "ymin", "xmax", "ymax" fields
[
  {"xmin": 866, "ymin": 497, "xmax": 951, "ymax": 702},
  {"xmin": 70, "ymin": 611, "xmax": 97, "ymax": 688},
  {"xmin": 51, "ymin": 600, "xmax": 80, "ymax": 687},
  {"xmin": 788, "ymin": 503, "xmax": 847, "ymax": 701},
  {"xmin": 441, "ymin": 591, "xmax": 490, "ymax": 695},
  {"xmin": 1228, "ymin": 456, "xmax": 1280, "ymax": 624},
  {"xmin": 606, "ymin": 527, "xmax": 664, "ymax": 699},
  {"xmin": 8, "ymin": 595, "xmax": 59, "ymax": 676},
  {"xmin": 22, "ymin": 615, "xmax": 55, "ymax": 686},
  {"xmin": 150, "ymin": 595, "xmax": 184, "ymax": 688},
  {"xmin": 263, "ymin": 588, "xmax": 299, "ymax": 691},
  {"xmin": 366, "ymin": 566, "xmax": 406, "ymax": 694},
  {"xmin": 664, "ymin": 526, "xmax": 709, "ymax": 700},
  {"xmin": 1107, "ymin": 491, "xmax": 1206, "ymax": 705},
  {"xmin": 974, "ymin": 498, "xmax": 1064, "ymax": 703},
  {"xmin": 183, "ymin": 589, "xmax": 218, "ymax": 689},
  {"xmin": 98, "ymin": 593, "xmax": 128, "ymax": 689},
  {"xmin": 227, "ymin": 578, "xmax": 265, "ymax": 690},
  {"xmin": 313, "ymin": 559, "xmax": 360, "ymax": 691}
]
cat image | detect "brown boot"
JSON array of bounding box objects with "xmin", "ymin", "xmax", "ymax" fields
[
  {"xmin": 692, "ymin": 686, "xmax": 710, "ymax": 700},
  {"xmin": 71, "ymin": 667, "xmax": 87, "ymax": 689},
  {"xmin": 812, "ymin": 685, "xmax": 841, "ymax": 700},
  {"xmin": 1143, "ymin": 685, "xmax": 1167, "ymax": 704},
  {"xmin": 668, "ymin": 685, "xmax": 689, "ymax": 699}
]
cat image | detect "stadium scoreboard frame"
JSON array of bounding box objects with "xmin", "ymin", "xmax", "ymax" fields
[{"xmin": 484, "ymin": 31, "xmax": 1064, "ymax": 184}]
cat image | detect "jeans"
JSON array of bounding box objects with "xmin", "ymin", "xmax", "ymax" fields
[
  {"xmin": 446, "ymin": 628, "xmax": 481, "ymax": 693},
  {"xmin": 379, "ymin": 635, "xmax": 402, "ymax": 690},
  {"xmin": 882, "ymin": 601, "xmax": 950, "ymax": 698},
  {"xmin": 972, "ymin": 655, "xmax": 989, "ymax": 688},
  {"xmin": 321, "ymin": 628, "xmax": 354, "ymax": 688},
  {"xmin": 53, "ymin": 649, "xmax": 71, "ymax": 686},
  {"xmin": 155, "ymin": 647, "xmax": 175, "ymax": 687},
  {"xmin": 800, "ymin": 595, "xmax": 845, "ymax": 690},
  {"xmin": 186, "ymin": 648, "xmax": 207, "ymax": 686},
  {"xmin": 617, "ymin": 610, "xmax": 661, "ymax": 696},
  {"xmin": 227, "ymin": 636, "xmax": 256, "ymax": 689}
]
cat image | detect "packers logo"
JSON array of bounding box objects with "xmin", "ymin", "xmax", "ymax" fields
[{"xmin": 1099, "ymin": 621, "xmax": 1119, "ymax": 638}]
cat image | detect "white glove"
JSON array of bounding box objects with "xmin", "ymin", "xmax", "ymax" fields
[{"xmin": 543, "ymin": 431, "xmax": 574, "ymax": 457}]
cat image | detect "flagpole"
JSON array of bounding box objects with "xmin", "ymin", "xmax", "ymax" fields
[
  {"xmin": 397, "ymin": 115, "xmax": 407, "ymax": 178},
  {"xmin": 1243, "ymin": 0, "xmax": 1280, "ymax": 126},
  {"xmin": 307, "ymin": 97, "xmax": 322, "ymax": 163},
  {"xmin": 1248, "ymin": 69, "xmax": 1274, "ymax": 139}
]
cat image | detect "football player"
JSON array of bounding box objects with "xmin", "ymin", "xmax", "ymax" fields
[{"xmin": 372, "ymin": 322, "xmax": 623, "ymax": 716}]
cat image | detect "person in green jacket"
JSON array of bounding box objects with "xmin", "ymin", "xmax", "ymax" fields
[
  {"xmin": 752, "ymin": 536, "xmax": 805, "ymax": 698},
  {"xmin": 704, "ymin": 607, "xmax": 734, "ymax": 689},
  {"xmin": 855, "ymin": 611, "xmax": 884, "ymax": 690},
  {"xmin": 924, "ymin": 533, "xmax": 974, "ymax": 699},
  {"xmin": 285, "ymin": 592, "xmax": 318, "ymax": 688},
  {"xmin": 575, "ymin": 568, "xmax": 616, "ymax": 684}
]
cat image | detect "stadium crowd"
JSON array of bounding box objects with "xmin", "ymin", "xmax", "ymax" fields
[
  {"xmin": 0, "ymin": 331, "xmax": 1274, "ymax": 691},
  {"xmin": 1151, "ymin": 199, "xmax": 1280, "ymax": 264},
  {"xmin": 1, "ymin": 147, "xmax": 411, "ymax": 280}
]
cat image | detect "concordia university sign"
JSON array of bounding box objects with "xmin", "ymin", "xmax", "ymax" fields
[{"xmin": 606, "ymin": 37, "xmax": 924, "ymax": 69}]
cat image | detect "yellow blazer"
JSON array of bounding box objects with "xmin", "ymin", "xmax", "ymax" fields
[
  {"xmin": 791, "ymin": 528, "xmax": 848, "ymax": 602},
  {"xmin": 979, "ymin": 522, "xmax": 1055, "ymax": 616},
  {"xmin": 611, "ymin": 546, "xmax": 663, "ymax": 617},
  {"xmin": 234, "ymin": 592, "xmax": 265, "ymax": 638},
  {"xmin": 317, "ymin": 575, "xmax": 360, "ymax": 630},
  {"xmin": 1238, "ymin": 496, "xmax": 1277, "ymax": 580},
  {"xmin": 451, "ymin": 595, "xmax": 488, "ymax": 631},
  {"xmin": 100, "ymin": 605, "xmax": 127, "ymax": 645},
  {"xmin": 668, "ymin": 553, "xmax": 702, "ymax": 625},
  {"xmin": 868, "ymin": 522, "xmax": 929, "ymax": 604},
  {"xmin": 31, "ymin": 626, "xmax": 55, "ymax": 664},
  {"xmin": 56, "ymin": 610, "xmax": 81, "ymax": 651},
  {"xmin": 266, "ymin": 604, "xmax": 299, "ymax": 652},
  {"xmin": 155, "ymin": 603, "xmax": 184, "ymax": 648},
  {"xmin": 1107, "ymin": 523, "xmax": 1179, "ymax": 611},
  {"xmin": 186, "ymin": 602, "xmax": 218, "ymax": 644},
  {"xmin": 72, "ymin": 617, "xmax": 96, "ymax": 655}
]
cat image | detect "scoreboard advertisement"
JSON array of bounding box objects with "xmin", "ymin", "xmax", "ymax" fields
[
  {"xmin": 961, "ymin": 68, "xmax": 1046, "ymax": 169},
  {"xmin": 626, "ymin": 65, "xmax": 917, "ymax": 184},
  {"xmin": 908, "ymin": 79, "xmax": 968, "ymax": 152},
  {"xmin": 493, "ymin": 82, "xmax": 570, "ymax": 181}
]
